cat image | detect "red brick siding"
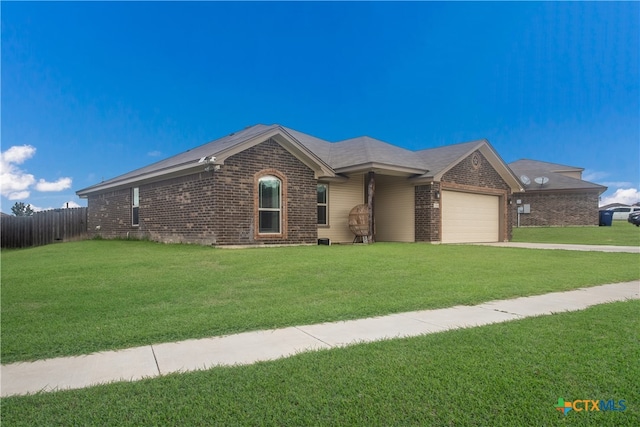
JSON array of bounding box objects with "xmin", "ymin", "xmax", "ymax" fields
[
  {"xmin": 512, "ymin": 191, "xmax": 600, "ymax": 226},
  {"xmin": 87, "ymin": 139, "xmax": 318, "ymax": 245}
]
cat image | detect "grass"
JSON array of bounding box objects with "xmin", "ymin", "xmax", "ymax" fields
[
  {"xmin": 2, "ymin": 240, "xmax": 638, "ymax": 364},
  {"xmin": 512, "ymin": 220, "xmax": 640, "ymax": 246},
  {"xmin": 2, "ymin": 300, "xmax": 638, "ymax": 426}
]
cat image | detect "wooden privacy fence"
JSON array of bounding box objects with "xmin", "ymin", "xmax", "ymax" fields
[{"xmin": 1, "ymin": 207, "xmax": 88, "ymax": 249}]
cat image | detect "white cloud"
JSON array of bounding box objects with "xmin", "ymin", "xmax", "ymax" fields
[
  {"xmin": 29, "ymin": 204, "xmax": 48, "ymax": 213},
  {"xmin": 147, "ymin": 150, "xmax": 163, "ymax": 157},
  {"xmin": 601, "ymin": 181, "xmax": 633, "ymax": 188},
  {"xmin": 0, "ymin": 145, "xmax": 37, "ymax": 199},
  {"xmin": 582, "ymin": 170, "xmax": 609, "ymax": 182},
  {"xmin": 600, "ymin": 188, "xmax": 640, "ymax": 206},
  {"xmin": 62, "ymin": 201, "xmax": 82, "ymax": 208},
  {"xmin": 2, "ymin": 145, "xmax": 36, "ymax": 164},
  {"xmin": 0, "ymin": 145, "xmax": 73, "ymax": 200},
  {"xmin": 25, "ymin": 201, "xmax": 82, "ymax": 213},
  {"xmin": 35, "ymin": 177, "xmax": 72, "ymax": 192},
  {"xmin": 7, "ymin": 190, "xmax": 31, "ymax": 201}
]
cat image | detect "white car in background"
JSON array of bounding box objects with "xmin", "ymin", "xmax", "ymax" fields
[{"xmin": 606, "ymin": 206, "xmax": 640, "ymax": 220}]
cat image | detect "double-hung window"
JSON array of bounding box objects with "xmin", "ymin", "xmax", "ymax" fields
[
  {"xmin": 132, "ymin": 187, "xmax": 140, "ymax": 226},
  {"xmin": 317, "ymin": 183, "xmax": 328, "ymax": 225},
  {"xmin": 258, "ymin": 176, "xmax": 281, "ymax": 234}
]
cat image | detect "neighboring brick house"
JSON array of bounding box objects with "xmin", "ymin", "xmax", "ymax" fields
[
  {"xmin": 77, "ymin": 124, "xmax": 525, "ymax": 245},
  {"xmin": 508, "ymin": 159, "xmax": 607, "ymax": 227}
]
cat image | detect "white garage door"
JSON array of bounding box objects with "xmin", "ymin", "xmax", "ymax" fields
[{"xmin": 441, "ymin": 191, "xmax": 499, "ymax": 243}]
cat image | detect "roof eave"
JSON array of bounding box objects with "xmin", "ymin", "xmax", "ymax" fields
[
  {"xmin": 517, "ymin": 185, "xmax": 608, "ymax": 195},
  {"xmin": 333, "ymin": 162, "xmax": 426, "ymax": 177},
  {"xmin": 76, "ymin": 161, "xmax": 205, "ymax": 198},
  {"xmin": 318, "ymin": 174, "xmax": 350, "ymax": 183},
  {"xmin": 407, "ymin": 175, "xmax": 435, "ymax": 185}
]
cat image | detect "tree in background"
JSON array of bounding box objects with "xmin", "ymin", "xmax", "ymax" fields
[{"xmin": 11, "ymin": 202, "xmax": 35, "ymax": 216}]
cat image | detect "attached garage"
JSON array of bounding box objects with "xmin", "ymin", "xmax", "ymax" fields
[
  {"xmin": 441, "ymin": 190, "xmax": 499, "ymax": 243},
  {"xmin": 78, "ymin": 124, "xmax": 524, "ymax": 246}
]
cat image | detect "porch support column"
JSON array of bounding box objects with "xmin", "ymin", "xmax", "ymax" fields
[{"xmin": 367, "ymin": 171, "xmax": 375, "ymax": 243}]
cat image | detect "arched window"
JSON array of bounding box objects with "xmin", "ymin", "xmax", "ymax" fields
[{"xmin": 258, "ymin": 175, "xmax": 281, "ymax": 234}]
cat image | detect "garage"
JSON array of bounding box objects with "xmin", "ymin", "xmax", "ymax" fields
[{"xmin": 441, "ymin": 190, "xmax": 499, "ymax": 243}]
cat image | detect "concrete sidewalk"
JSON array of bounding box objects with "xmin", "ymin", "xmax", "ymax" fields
[
  {"xmin": 2, "ymin": 281, "xmax": 638, "ymax": 397},
  {"xmin": 473, "ymin": 242, "xmax": 640, "ymax": 253}
]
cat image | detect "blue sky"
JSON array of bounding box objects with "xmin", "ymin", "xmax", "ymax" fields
[{"xmin": 2, "ymin": 1, "xmax": 638, "ymax": 213}]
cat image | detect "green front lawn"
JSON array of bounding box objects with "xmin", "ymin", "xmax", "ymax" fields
[
  {"xmin": 2, "ymin": 240, "xmax": 638, "ymax": 363},
  {"xmin": 512, "ymin": 220, "xmax": 640, "ymax": 246},
  {"xmin": 2, "ymin": 300, "xmax": 638, "ymax": 426}
]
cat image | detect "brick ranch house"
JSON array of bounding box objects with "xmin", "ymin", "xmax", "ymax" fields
[
  {"xmin": 77, "ymin": 124, "xmax": 528, "ymax": 245},
  {"xmin": 508, "ymin": 159, "xmax": 607, "ymax": 227}
]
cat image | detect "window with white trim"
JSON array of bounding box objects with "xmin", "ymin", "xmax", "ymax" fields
[
  {"xmin": 132, "ymin": 187, "xmax": 140, "ymax": 226},
  {"xmin": 258, "ymin": 176, "xmax": 281, "ymax": 233},
  {"xmin": 317, "ymin": 183, "xmax": 328, "ymax": 225}
]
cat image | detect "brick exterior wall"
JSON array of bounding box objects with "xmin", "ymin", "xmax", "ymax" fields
[
  {"xmin": 87, "ymin": 188, "xmax": 136, "ymax": 238},
  {"xmin": 415, "ymin": 183, "xmax": 441, "ymax": 242},
  {"xmin": 87, "ymin": 139, "xmax": 318, "ymax": 245},
  {"xmin": 415, "ymin": 150, "xmax": 513, "ymax": 242},
  {"xmin": 442, "ymin": 152, "xmax": 511, "ymax": 192},
  {"xmin": 511, "ymin": 191, "xmax": 601, "ymax": 227}
]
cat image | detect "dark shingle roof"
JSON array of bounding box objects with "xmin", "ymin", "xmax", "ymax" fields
[
  {"xmin": 80, "ymin": 124, "xmax": 279, "ymax": 193},
  {"xmin": 509, "ymin": 159, "xmax": 606, "ymax": 192},
  {"xmin": 415, "ymin": 140, "xmax": 485, "ymax": 177},
  {"xmin": 280, "ymin": 126, "xmax": 333, "ymax": 164},
  {"xmin": 282, "ymin": 129, "xmax": 429, "ymax": 172},
  {"xmin": 328, "ymin": 136, "xmax": 427, "ymax": 171},
  {"xmin": 76, "ymin": 124, "xmax": 531, "ymax": 195},
  {"xmin": 509, "ymin": 159, "xmax": 583, "ymax": 174}
]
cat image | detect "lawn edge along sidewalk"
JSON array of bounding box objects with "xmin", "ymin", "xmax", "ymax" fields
[{"xmin": 2, "ymin": 281, "xmax": 638, "ymax": 397}]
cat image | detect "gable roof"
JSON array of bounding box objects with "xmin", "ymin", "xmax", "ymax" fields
[
  {"xmin": 509, "ymin": 159, "xmax": 606, "ymax": 193},
  {"xmin": 327, "ymin": 136, "xmax": 428, "ymax": 174},
  {"xmin": 409, "ymin": 139, "xmax": 523, "ymax": 191},
  {"xmin": 416, "ymin": 140, "xmax": 486, "ymax": 177},
  {"xmin": 282, "ymin": 128, "xmax": 428, "ymax": 174},
  {"xmin": 77, "ymin": 124, "xmax": 335, "ymax": 196},
  {"xmin": 77, "ymin": 124, "xmax": 530, "ymax": 197},
  {"xmin": 112, "ymin": 124, "xmax": 279, "ymax": 182},
  {"xmin": 279, "ymin": 126, "xmax": 333, "ymax": 164}
]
